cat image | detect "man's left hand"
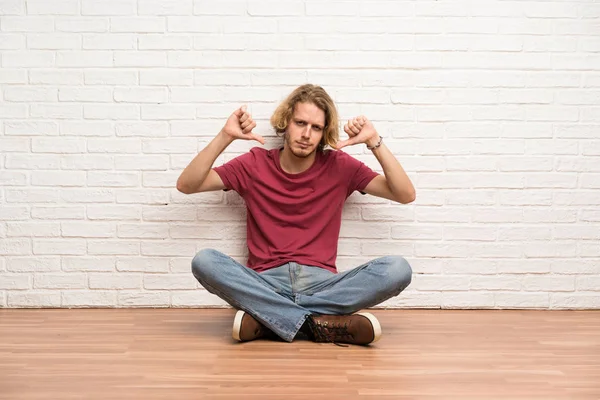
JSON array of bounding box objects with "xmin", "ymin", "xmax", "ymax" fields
[{"xmin": 335, "ymin": 116, "xmax": 380, "ymax": 150}]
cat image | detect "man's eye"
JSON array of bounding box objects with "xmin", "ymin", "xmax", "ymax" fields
[{"xmin": 313, "ymin": 126, "xmax": 322, "ymax": 131}]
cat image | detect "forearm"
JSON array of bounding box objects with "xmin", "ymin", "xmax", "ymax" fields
[
  {"xmin": 369, "ymin": 137, "xmax": 416, "ymax": 203},
  {"xmin": 176, "ymin": 130, "xmax": 233, "ymax": 193}
]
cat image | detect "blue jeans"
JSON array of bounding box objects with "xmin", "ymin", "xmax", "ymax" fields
[{"xmin": 191, "ymin": 249, "xmax": 412, "ymax": 342}]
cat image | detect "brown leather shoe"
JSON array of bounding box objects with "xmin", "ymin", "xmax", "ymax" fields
[
  {"xmin": 232, "ymin": 310, "xmax": 270, "ymax": 342},
  {"xmin": 306, "ymin": 313, "xmax": 382, "ymax": 345}
]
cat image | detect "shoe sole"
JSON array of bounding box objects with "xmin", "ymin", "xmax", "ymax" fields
[
  {"xmin": 356, "ymin": 312, "xmax": 382, "ymax": 343},
  {"xmin": 232, "ymin": 310, "xmax": 245, "ymax": 342}
]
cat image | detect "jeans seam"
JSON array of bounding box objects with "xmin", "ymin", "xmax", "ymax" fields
[{"xmin": 196, "ymin": 277, "xmax": 284, "ymax": 336}]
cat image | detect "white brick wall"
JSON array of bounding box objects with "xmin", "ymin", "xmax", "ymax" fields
[{"xmin": 1, "ymin": 0, "xmax": 599, "ymax": 310}]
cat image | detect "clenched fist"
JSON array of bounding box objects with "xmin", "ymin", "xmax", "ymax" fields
[
  {"xmin": 221, "ymin": 105, "xmax": 265, "ymax": 145},
  {"xmin": 335, "ymin": 115, "xmax": 380, "ymax": 150}
]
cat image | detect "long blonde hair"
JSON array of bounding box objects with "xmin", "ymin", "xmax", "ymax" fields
[{"xmin": 270, "ymin": 84, "xmax": 339, "ymax": 151}]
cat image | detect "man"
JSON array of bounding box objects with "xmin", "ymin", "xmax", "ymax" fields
[{"xmin": 177, "ymin": 84, "xmax": 415, "ymax": 346}]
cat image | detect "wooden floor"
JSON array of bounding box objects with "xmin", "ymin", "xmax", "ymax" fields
[{"xmin": 0, "ymin": 309, "xmax": 598, "ymax": 400}]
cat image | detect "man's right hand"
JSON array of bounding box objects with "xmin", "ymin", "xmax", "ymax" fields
[{"xmin": 220, "ymin": 105, "xmax": 265, "ymax": 145}]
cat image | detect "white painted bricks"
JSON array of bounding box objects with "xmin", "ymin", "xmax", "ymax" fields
[{"xmin": 0, "ymin": 0, "xmax": 599, "ymax": 309}]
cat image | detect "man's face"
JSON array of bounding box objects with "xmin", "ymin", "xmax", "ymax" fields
[{"xmin": 284, "ymin": 101, "xmax": 326, "ymax": 158}]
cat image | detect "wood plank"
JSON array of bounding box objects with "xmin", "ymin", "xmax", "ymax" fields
[{"xmin": 0, "ymin": 309, "xmax": 598, "ymax": 399}]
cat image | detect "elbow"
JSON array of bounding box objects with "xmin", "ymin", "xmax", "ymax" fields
[
  {"xmin": 176, "ymin": 177, "xmax": 192, "ymax": 195},
  {"xmin": 398, "ymin": 189, "xmax": 416, "ymax": 204}
]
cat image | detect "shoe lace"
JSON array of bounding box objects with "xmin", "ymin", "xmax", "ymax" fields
[{"xmin": 307, "ymin": 317, "xmax": 352, "ymax": 347}]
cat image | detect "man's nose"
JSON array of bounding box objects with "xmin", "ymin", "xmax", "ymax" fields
[{"xmin": 302, "ymin": 126, "xmax": 311, "ymax": 138}]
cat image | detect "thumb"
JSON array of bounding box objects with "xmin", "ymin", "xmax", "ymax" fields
[
  {"xmin": 336, "ymin": 136, "xmax": 361, "ymax": 150},
  {"xmin": 250, "ymin": 134, "xmax": 265, "ymax": 145},
  {"xmin": 335, "ymin": 139, "xmax": 349, "ymax": 150}
]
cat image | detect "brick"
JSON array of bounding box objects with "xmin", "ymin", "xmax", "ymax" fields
[
  {"xmin": 193, "ymin": 0, "xmax": 245, "ymax": 15},
  {"xmin": 442, "ymin": 292, "xmax": 495, "ymax": 309},
  {"xmin": 29, "ymin": 70, "xmax": 83, "ymax": 85},
  {"xmin": 8, "ymin": 291, "xmax": 61, "ymax": 307},
  {"xmin": 142, "ymin": 171, "xmax": 179, "ymax": 188},
  {"xmin": 141, "ymin": 105, "xmax": 196, "ymax": 120},
  {"xmin": 556, "ymin": 157, "xmax": 600, "ymax": 173},
  {"xmin": 115, "ymin": 155, "xmax": 169, "ymax": 171},
  {"xmin": 61, "ymin": 188, "xmax": 115, "ymax": 203},
  {"xmin": 59, "ymin": 87, "xmax": 113, "ymax": 102},
  {"xmin": 362, "ymin": 206, "xmax": 414, "ymax": 222},
  {"xmin": 0, "ymin": 0, "xmax": 24, "ymax": 15},
  {"xmin": 0, "ymin": 104, "xmax": 27, "ymax": 119},
  {"xmin": 6, "ymin": 218, "xmax": 58, "ymax": 243},
  {"xmin": 83, "ymin": 34, "xmax": 136, "ymax": 50},
  {"xmin": 116, "ymin": 189, "xmax": 170, "ymax": 205},
  {"xmin": 166, "ymin": 16, "xmax": 221, "ymax": 32},
  {"xmin": 576, "ymin": 276, "xmax": 600, "ymax": 291},
  {"xmin": 169, "ymin": 224, "xmax": 245, "ymax": 240},
  {"xmin": 443, "ymin": 259, "xmax": 497, "ymax": 275},
  {"xmin": 116, "ymin": 257, "xmax": 169, "ymax": 273},
  {"xmin": 89, "ymin": 273, "xmax": 141, "ymax": 289},
  {"xmin": 0, "ymin": 33, "xmax": 25, "ymax": 49},
  {"xmin": 87, "ymin": 138, "xmax": 142, "ymax": 153},
  {"xmin": 114, "ymin": 87, "xmax": 168, "ymax": 103},
  {"xmin": 30, "ymin": 104, "xmax": 82, "ymax": 119},
  {"xmin": 87, "ymin": 172, "xmax": 139, "ymax": 188},
  {"xmin": 114, "ymin": 50, "xmax": 170, "ymax": 67},
  {"xmin": 499, "ymin": 190, "xmax": 553, "ymax": 206},
  {"xmin": 82, "ymin": 0, "xmax": 135, "ymax": 16},
  {"xmin": 144, "ymin": 274, "xmax": 196, "ymax": 290},
  {"xmin": 56, "ymin": 51, "xmax": 112, "ymax": 67},
  {"xmin": 413, "ymin": 275, "xmax": 470, "ymax": 291},
  {"xmin": 60, "ymin": 154, "xmax": 115, "ymax": 171},
  {"xmin": 550, "ymin": 293, "xmax": 600, "ymax": 309},
  {"xmin": 1, "ymin": 16, "xmax": 53, "ymax": 31},
  {"xmin": 33, "ymin": 239, "xmax": 86, "ymax": 255},
  {"xmin": 63, "ymin": 256, "xmax": 116, "ymax": 272},
  {"xmin": 496, "ymin": 260, "xmax": 550, "ymax": 274},
  {"xmin": 495, "ymin": 292, "xmax": 549, "ymax": 309},
  {"xmin": 139, "ymin": 0, "xmax": 192, "ymax": 15},
  {"xmin": 118, "ymin": 291, "xmax": 170, "ymax": 307},
  {"xmin": 524, "ymin": 243, "xmax": 577, "ymax": 258},
  {"xmin": 31, "ymin": 206, "xmax": 85, "ymax": 220},
  {"xmin": 117, "ymin": 223, "xmax": 169, "ymax": 239},
  {"xmin": 62, "ymin": 291, "xmax": 116, "ymax": 307},
  {"xmin": 444, "ymin": 226, "xmax": 496, "ymax": 241},
  {"xmin": 5, "ymin": 121, "xmax": 58, "ymax": 135},
  {"xmin": 110, "ymin": 17, "xmax": 165, "ymax": 33},
  {"xmin": 88, "ymin": 240, "xmax": 140, "ymax": 256},
  {"xmin": 85, "ymin": 69, "xmax": 137, "ymax": 85},
  {"xmin": 249, "ymin": 1, "xmax": 304, "ymax": 16},
  {"xmin": 60, "ymin": 121, "xmax": 113, "ymax": 137},
  {"xmin": 61, "ymin": 222, "xmax": 116, "ymax": 238},
  {"xmin": 116, "ymin": 122, "xmax": 168, "ymax": 137},
  {"xmin": 26, "ymin": 0, "xmax": 79, "ymax": 15},
  {"xmin": 0, "ymin": 239, "xmax": 31, "ymax": 255},
  {"xmin": 55, "ymin": 17, "xmax": 109, "ymax": 32},
  {"xmin": 32, "ymin": 137, "xmax": 85, "ymax": 153},
  {"xmin": 87, "ymin": 205, "xmax": 141, "ymax": 221},
  {"xmin": 31, "ymin": 171, "xmax": 85, "ymax": 187},
  {"xmin": 524, "ymin": 209, "xmax": 577, "ymax": 223},
  {"xmin": 0, "ymin": 207, "xmax": 29, "ymax": 221},
  {"xmin": 0, "ymin": 69, "xmax": 26, "ymax": 83},
  {"xmin": 140, "ymin": 69, "xmax": 193, "ymax": 86},
  {"xmin": 7, "ymin": 257, "xmax": 60, "ymax": 273},
  {"xmin": 84, "ymin": 104, "xmax": 139, "ymax": 120},
  {"xmin": 171, "ymin": 290, "xmax": 227, "ymax": 307},
  {"xmin": 34, "ymin": 273, "xmax": 86, "ymax": 289}
]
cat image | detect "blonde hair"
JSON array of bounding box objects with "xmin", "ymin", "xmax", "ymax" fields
[{"xmin": 270, "ymin": 84, "xmax": 339, "ymax": 151}]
